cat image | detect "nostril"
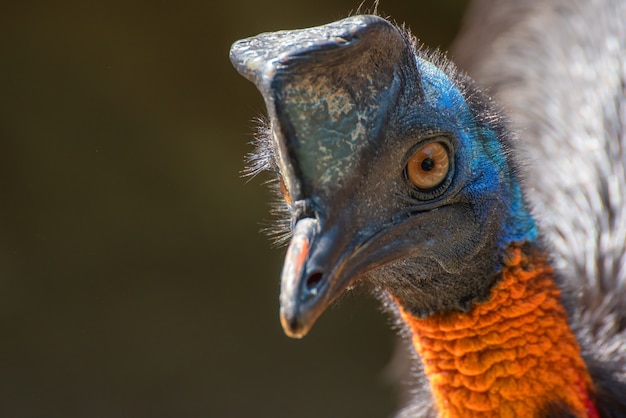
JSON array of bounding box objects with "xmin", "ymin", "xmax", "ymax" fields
[{"xmin": 305, "ymin": 272, "xmax": 324, "ymax": 291}]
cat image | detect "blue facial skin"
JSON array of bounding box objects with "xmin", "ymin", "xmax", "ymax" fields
[{"xmin": 414, "ymin": 57, "xmax": 538, "ymax": 254}]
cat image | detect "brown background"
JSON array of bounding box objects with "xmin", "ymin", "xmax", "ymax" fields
[{"xmin": 1, "ymin": 1, "xmax": 467, "ymax": 416}]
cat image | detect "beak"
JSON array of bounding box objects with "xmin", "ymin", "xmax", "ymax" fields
[
  {"xmin": 279, "ymin": 217, "xmax": 320, "ymax": 338},
  {"xmin": 279, "ymin": 216, "xmax": 353, "ymax": 338}
]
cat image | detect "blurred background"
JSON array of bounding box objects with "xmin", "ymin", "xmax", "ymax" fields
[{"xmin": 0, "ymin": 1, "xmax": 468, "ymax": 416}]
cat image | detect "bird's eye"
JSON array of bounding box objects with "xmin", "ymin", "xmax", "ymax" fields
[{"xmin": 406, "ymin": 142, "xmax": 450, "ymax": 191}]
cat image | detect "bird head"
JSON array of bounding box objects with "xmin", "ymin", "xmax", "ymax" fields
[{"xmin": 230, "ymin": 15, "xmax": 537, "ymax": 338}]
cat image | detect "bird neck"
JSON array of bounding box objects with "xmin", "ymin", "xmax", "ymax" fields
[{"xmin": 395, "ymin": 243, "xmax": 599, "ymax": 418}]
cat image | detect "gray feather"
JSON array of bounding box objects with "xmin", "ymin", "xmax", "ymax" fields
[{"xmin": 453, "ymin": 0, "xmax": 626, "ymax": 390}]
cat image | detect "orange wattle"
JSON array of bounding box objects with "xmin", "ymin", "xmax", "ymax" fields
[{"xmin": 396, "ymin": 244, "xmax": 598, "ymax": 418}]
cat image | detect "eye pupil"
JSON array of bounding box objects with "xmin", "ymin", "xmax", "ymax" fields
[{"xmin": 421, "ymin": 157, "xmax": 435, "ymax": 172}]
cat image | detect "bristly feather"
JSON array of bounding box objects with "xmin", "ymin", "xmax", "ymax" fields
[
  {"xmin": 242, "ymin": 117, "xmax": 292, "ymax": 247},
  {"xmin": 242, "ymin": 116, "xmax": 275, "ymax": 179},
  {"xmin": 263, "ymin": 179, "xmax": 293, "ymax": 248}
]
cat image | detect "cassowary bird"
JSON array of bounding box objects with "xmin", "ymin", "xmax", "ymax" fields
[{"xmin": 229, "ymin": 0, "xmax": 626, "ymax": 416}]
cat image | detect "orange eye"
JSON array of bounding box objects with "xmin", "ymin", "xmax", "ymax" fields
[{"xmin": 406, "ymin": 142, "xmax": 449, "ymax": 190}]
